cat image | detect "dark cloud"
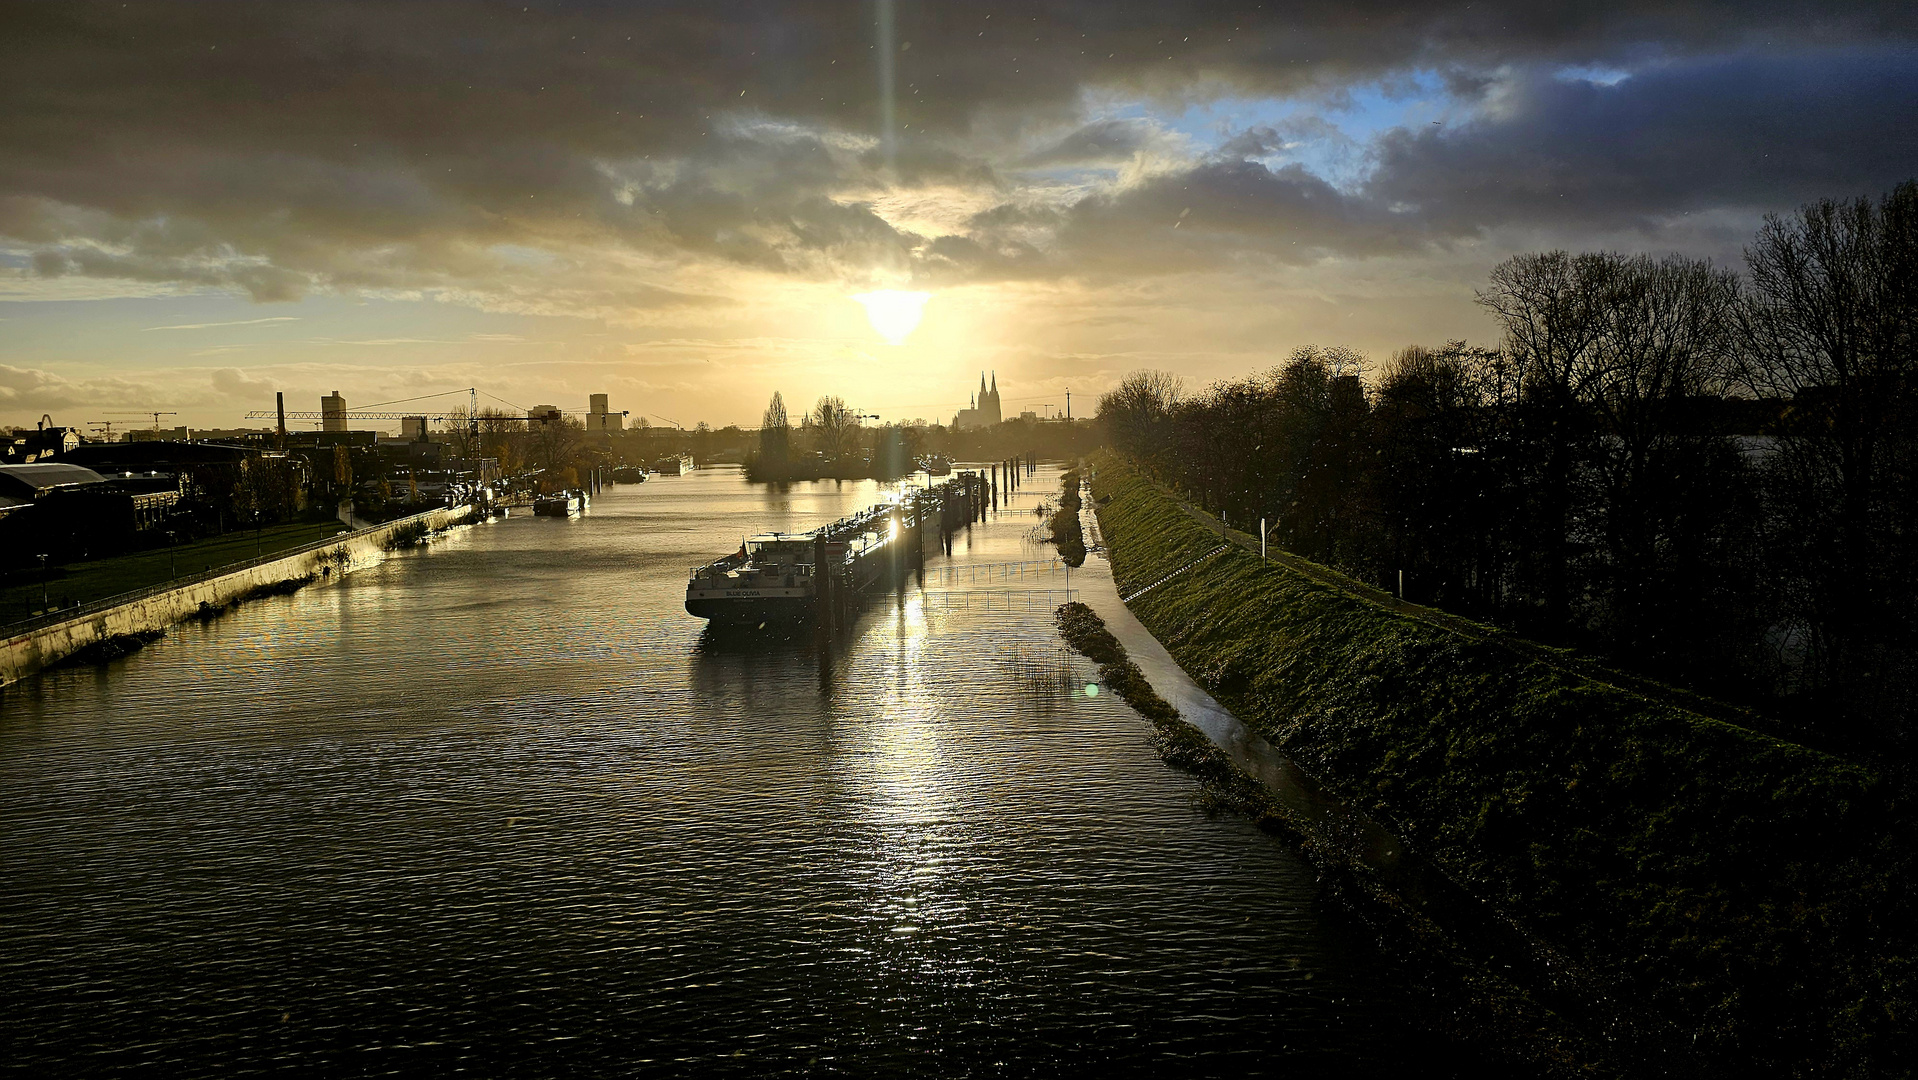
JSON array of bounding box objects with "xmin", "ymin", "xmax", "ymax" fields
[
  {"xmin": 1051, "ymin": 160, "xmax": 1413, "ymax": 274},
  {"xmin": 1020, "ymin": 118, "xmax": 1172, "ymax": 167},
  {"xmin": 0, "ymin": 1, "xmax": 1913, "ymax": 302},
  {"xmin": 1366, "ymin": 48, "xmax": 1918, "ymax": 231}
]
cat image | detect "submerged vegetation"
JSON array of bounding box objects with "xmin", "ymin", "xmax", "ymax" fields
[
  {"xmin": 1090, "ymin": 449, "xmax": 1913, "ymax": 1078},
  {"xmin": 1046, "ymin": 469, "xmax": 1088, "ymax": 567}
]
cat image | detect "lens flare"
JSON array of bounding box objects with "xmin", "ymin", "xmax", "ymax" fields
[{"xmin": 853, "ymin": 290, "xmax": 931, "ymax": 346}]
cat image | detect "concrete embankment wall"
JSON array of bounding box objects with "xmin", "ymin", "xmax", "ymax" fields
[
  {"xmin": 1087, "ymin": 450, "xmax": 1905, "ymax": 1079},
  {"xmin": 0, "ymin": 505, "xmax": 474, "ymax": 688}
]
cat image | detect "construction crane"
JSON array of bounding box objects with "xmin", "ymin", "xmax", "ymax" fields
[
  {"xmin": 248, "ymin": 388, "xmax": 480, "ymax": 431},
  {"xmin": 106, "ymin": 410, "xmax": 179, "ymax": 430},
  {"xmin": 87, "ymin": 420, "xmax": 117, "ymax": 439}
]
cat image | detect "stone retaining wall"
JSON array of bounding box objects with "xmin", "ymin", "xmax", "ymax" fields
[{"xmin": 0, "ymin": 505, "xmax": 474, "ymax": 688}]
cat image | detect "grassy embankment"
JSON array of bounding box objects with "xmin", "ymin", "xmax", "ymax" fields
[
  {"xmin": 1089, "ymin": 449, "xmax": 1912, "ymax": 1079},
  {"xmin": 0, "ymin": 519, "xmax": 351, "ymax": 626}
]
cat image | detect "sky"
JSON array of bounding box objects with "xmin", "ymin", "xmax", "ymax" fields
[{"xmin": 2, "ymin": 1, "xmax": 1915, "ymax": 432}]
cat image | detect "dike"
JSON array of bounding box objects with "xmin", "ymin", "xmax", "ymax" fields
[
  {"xmin": 0, "ymin": 504, "xmax": 474, "ymax": 688},
  {"xmin": 1087, "ymin": 450, "xmax": 1911, "ymax": 1079}
]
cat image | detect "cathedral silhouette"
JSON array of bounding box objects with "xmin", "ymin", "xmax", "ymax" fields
[{"xmin": 952, "ymin": 372, "xmax": 1002, "ymax": 429}]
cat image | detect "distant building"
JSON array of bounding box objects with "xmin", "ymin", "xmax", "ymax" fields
[
  {"xmin": 528, "ymin": 404, "xmax": 563, "ymax": 424},
  {"xmin": 0, "ymin": 462, "xmax": 182, "ymax": 559},
  {"xmin": 123, "ymin": 426, "xmax": 271, "ymax": 442},
  {"xmin": 585, "ymin": 393, "xmax": 624, "ymax": 433},
  {"xmin": 952, "ymin": 372, "xmax": 1003, "ymax": 429},
  {"xmin": 1, "ymin": 422, "xmax": 80, "ymax": 463},
  {"xmin": 400, "ymin": 416, "xmax": 429, "ymax": 440},
  {"xmin": 0, "ymin": 463, "xmax": 109, "ymax": 519},
  {"xmin": 321, "ymin": 391, "xmax": 348, "ymax": 432}
]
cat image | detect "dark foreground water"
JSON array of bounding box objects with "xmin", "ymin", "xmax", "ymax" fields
[{"xmin": 0, "ymin": 466, "xmax": 1464, "ymax": 1077}]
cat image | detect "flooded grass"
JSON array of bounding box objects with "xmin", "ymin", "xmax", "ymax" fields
[{"xmin": 1053, "ymin": 601, "xmax": 1285, "ymax": 822}]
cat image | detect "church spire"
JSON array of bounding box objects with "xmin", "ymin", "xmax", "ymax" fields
[{"xmin": 990, "ymin": 371, "xmax": 997, "ymax": 393}]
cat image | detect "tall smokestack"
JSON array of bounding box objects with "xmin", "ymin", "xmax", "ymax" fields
[{"xmin": 275, "ymin": 392, "xmax": 287, "ymax": 448}]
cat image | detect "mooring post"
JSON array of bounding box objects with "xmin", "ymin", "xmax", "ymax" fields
[
  {"xmin": 813, "ymin": 533, "xmax": 833, "ymax": 630},
  {"xmin": 1260, "ymin": 517, "xmax": 1267, "ymax": 560}
]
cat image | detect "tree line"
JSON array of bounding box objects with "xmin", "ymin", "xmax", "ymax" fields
[{"xmin": 1100, "ymin": 182, "xmax": 1918, "ymax": 752}]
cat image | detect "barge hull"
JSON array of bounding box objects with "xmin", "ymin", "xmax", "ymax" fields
[{"xmin": 685, "ymin": 595, "xmax": 816, "ymax": 624}]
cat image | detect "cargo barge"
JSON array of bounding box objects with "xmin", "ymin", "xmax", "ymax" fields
[{"xmin": 685, "ymin": 475, "xmax": 985, "ymax": 625}]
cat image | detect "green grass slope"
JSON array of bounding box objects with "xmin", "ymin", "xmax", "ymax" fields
[{"xmin": 1090, "ymin": 450, "xmax": 1911, "ymax": 1078}]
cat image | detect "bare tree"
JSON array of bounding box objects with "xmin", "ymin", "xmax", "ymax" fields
[
  {"xmin": 1097, "ymin": 370, "xmax": 1183, "ymax": 460},
  {"xmin": 1583, "ymin": 254, "xmax": 1747, "ymax": 661},
  {"xmin": 810, "ymin": 395, "xmax": 859, "ymax": 462},
  {"xmin": 1743, "ymin": 182, "xmax": 1918, "ymax": 710},
  {"xmin": 530, "ymin": 415, "xmax": 584, "ymax": 478},
  {"xmin": 442, "ymin": 405, "xmax": 478, "ymax": 461},
  {"xmin": 478, "ymin": 408, "xmax": 527, "ymax": 476},
  {"xmin": 1477, "ymin": 250, "xmax": 1624, "ymax": 624}
]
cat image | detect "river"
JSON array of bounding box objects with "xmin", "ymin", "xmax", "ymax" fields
[{"xmin": 0, "ymin": 464, "xmax": 1471, "ymax": 1077}]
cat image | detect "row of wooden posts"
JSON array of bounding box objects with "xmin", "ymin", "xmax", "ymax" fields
[{"xmin": 988, "ymin": 451, "xmax": 1036, "ymax": 514}]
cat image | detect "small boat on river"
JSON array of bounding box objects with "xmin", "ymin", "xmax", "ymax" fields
[
  {"xmin": 652, "ymin": 453, "xmax": 695, "ymax": 475},
  {"xmin": 610, "ymin": 465, "xmax": 647, "ymax": 484},
  {"xmin": 534, "ymin": 492, "xmax": 581, "ymax": 517}
]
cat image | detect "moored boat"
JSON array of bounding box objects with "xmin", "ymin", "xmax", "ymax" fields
[
  {"xmin": 534, "ymin": 492, "xmax": 581, "ymax": 517},
  {"xmin": 686, "ymin": 503, "xmax": 905, "ymax": 624},
  {"xmin": 652, "ymin": 453, "xmax": 695, "ymax": 475}
]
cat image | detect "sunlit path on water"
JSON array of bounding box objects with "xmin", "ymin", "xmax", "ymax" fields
[{"xmin": 0, "ymin": 465, "xmax": 1478, "ymax": 1077}]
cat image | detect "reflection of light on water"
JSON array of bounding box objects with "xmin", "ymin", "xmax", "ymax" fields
[{"xmin": 847, "ymin": 589, "xmax": 969, "ymax": 959}]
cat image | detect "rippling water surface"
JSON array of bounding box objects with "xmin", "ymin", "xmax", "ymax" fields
[{"xmin": 0, "ymin": 466, "xmax": 1462, "ymax": 1077}]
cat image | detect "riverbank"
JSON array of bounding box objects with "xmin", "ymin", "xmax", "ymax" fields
[
  {"xmin": 1087, "ymin": 450, "xmax": 1912, "ymax": 1078},
  {"xmin": 0, "ymin": 504, "xmax": 474, "ymax": 688},
  {"xmin": 0, "ymin": 518, "xmax": 352, "ymax": 625}
]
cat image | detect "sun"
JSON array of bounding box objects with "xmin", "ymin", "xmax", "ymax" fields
[{"xmin": 852, "ymin": 290, "xmax": 931, "ymax": 346}]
